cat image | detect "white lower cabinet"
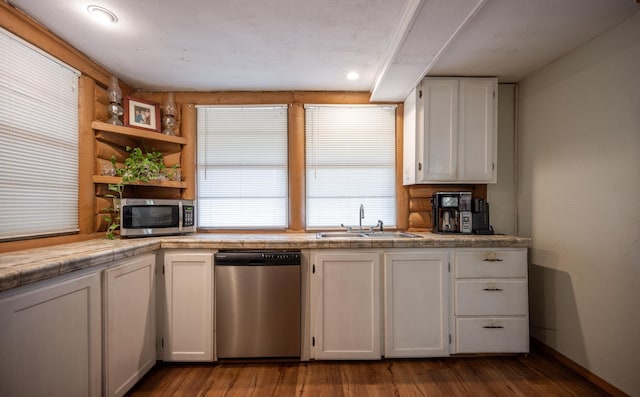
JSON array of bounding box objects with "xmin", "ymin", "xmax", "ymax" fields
[
  {"xmin": 310, "ymin": 247, "xmax": 528, "ymax": 359},
  {"xmin": 103, "ymin": 253, "xmax": 157, "ymax": 397},
  {"xmin": 162, "ymin": 250, "xmax": 214, "ymax": 361},
  {"xmin": 310, "ymin": 250, "xmax": 382, "ymax": 360},
  {"xmin": 0, "ymin": 271, "xmax": 102, "ymax": 397},
  {"xmin": 0, "ymin": 244, "xmax": 528, "ymax": 396},
  {"xmin": 452, "ymin": 248, "xmax": 529, "ymax": 353},
  {"xmin": 384, "ymin": 250, "xmax": 449, "ymax": 357}
]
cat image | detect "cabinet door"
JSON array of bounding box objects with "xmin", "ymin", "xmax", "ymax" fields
[
  {"xmin": 103, "ymin": 254, "xmax": 156, "ymax": 397},
  {"xmin": 403, "ymin": 86, "xmax": 418, "ymax": 185},
  {"xmin": 420, "ymin": 79, "xmax": 458, "ymax": 182},
  {"xmin": 384, "ymin": 251, "xmax": 449, "ymax": 357},
  {"xmin": 311, "ymin": 251, "xmax": 381, "ymax": 360},
  {"xmin": 0, "ymin": 272, "xmax": 101, "ymax": 397},
  {"xmin": 458, "ymin": 79, "xmax": 497, "ymax": 182},
  {"xmin": 162, "ymin": 251, "xmax": 213, "ymax": 361}
]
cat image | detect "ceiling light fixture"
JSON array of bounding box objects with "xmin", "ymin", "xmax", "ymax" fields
[
  {"xmin": 87, "ymin": 5, "xmax": 118, "ymax": 24},
  {"xmin": 346, "ymin": 71, "xmax": 360, "ymax": 81}
]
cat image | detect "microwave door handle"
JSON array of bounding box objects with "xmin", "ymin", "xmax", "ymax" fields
[{"xmin": 178, "ymin": 201, "xmax": 183, "ymax": 231}]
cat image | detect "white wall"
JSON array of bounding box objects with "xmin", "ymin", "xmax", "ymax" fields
[
  {"xmin": 488, "ymin": 84, "xmax": 517, "ymax": 235},
  {"xmin": 518, "ymin": 14, "xmax": 640, "ymax": 396}
]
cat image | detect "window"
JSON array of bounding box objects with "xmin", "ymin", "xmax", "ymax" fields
[
  {"xmin": 305, "ymin": 105, "xmax": 396, "ymax": 228},
  {"xmin": 197, "ymin": 106, "xmax": 288, "ymax": 228},
  {"xmin": 0, "ymin": 28, "xmax": 80, "ymax": 241}
]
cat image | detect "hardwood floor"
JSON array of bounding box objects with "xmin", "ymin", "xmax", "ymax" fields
[{"xmin": 127, "ymin": 350, "xmax": 611, "ymax": 397}]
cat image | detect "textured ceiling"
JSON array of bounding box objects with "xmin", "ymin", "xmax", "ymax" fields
[{"xmin": 7, "ymin": 0, "xmax": 640, "ymax": 101}]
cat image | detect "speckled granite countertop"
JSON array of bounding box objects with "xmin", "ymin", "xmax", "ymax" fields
[{"xmin": 0, "ymin": 232, "xmax": 530, "ymax": 293}]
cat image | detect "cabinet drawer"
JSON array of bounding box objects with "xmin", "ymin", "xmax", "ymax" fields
[
  {"xmin": 455, "ymin": 250, "xmax": 527, "ymax": 279},
  {"xmin": 455, "ymin": 317, "xmax": 529, "ymax": 353},
  {"xmin": 455, "ymin": 280, "xmax": 527, "ymax": 316}
]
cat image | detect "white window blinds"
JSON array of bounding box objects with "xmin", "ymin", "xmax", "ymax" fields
[
  {"xmin": 197, "ymin": 106, "xmax": 288, "ymax": 228},
  {"xmin": 305, "ymin": 105, "xmax": 396, "ymax": 228},
  {"xmin": 0, "ymin": 28, "xmax": 80, "ymax": 241}
]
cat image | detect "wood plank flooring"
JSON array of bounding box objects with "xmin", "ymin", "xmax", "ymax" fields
[{"xmin": 127, "ymin": 350, "xmax": 611, "ymax": 397}]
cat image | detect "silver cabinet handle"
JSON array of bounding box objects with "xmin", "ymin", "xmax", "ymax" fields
[
  {"xmin": 482, "ymin": 252, "xmax": 503, "ymax": 262},
  {"xmin": 482, "ymin": 288, "xmax": 503, "ymax": 291}
]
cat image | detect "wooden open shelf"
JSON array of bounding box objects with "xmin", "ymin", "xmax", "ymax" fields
[
  {"xmin": 92, "ymin": 175, "xmax": 187, "ymax": 189},
  {"xmin": 91, "ymin": 121, "xmax": 187, "ymax": 145},
  {"xmin": 93, "ymin": 175, "xmax": 187, "ymax": 189},
  {"xmin": 92, "ymin": 121, "xmax": 187, "ymax": 190}
]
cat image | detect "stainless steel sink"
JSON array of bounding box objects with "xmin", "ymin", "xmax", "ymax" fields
[
  {"xmin": 364, "ymin": 231, "xmax": 422, "ymax": 239},
  {"xmin": 316, "ymin": 231, "xmax": 422, "ymax": 239},
  {"xmin": 316, "ymin": 232, "xmax": 368, "ymax": 238}
]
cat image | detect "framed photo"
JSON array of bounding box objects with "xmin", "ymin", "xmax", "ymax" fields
[{"xmin": 124, "ymin": 96, "xmax": 161, "ymax": 132}]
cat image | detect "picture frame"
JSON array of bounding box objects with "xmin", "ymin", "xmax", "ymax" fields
[{"xmin": 124, "ymin": 96, "xmax": 161, "ymax": 132}]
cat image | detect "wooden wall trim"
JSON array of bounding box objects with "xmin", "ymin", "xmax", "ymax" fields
[
  {"xmin": 288, "ymin": 103, "xmax": 305, "ymax": 231},
  {"xmin": 0, "ymin": 2, "xmax": 131, "ymax": 91},
  {"xmin": 292, "ymin": 91, "xmax": 377, "ymax": 104},
  {"xmin": 78, "ymin": 76, "xmax": 96, "ymax": 234},
  {"xmin": 180, "ymin": 104, "xmax": 197, "ymax": 200},
  {"xmin": 396, "ymin": 104, "xmax": 408, "ymax": 230},
  {"xmin": 131, "ymin": 91, "xmax": 377, "ymax": 106}
]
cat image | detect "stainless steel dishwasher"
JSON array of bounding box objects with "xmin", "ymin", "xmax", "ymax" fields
[{"xmin": 214, "ymin": 250, "xmax": 301, "ymax": 359}]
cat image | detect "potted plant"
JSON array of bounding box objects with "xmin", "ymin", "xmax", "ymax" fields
[{"xmin": 103, "ymin": 146, "xmax": 179, "ymax": 239}]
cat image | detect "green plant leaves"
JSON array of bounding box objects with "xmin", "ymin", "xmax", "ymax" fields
[{"xmin": 103, "ymin": 146, "xmax": 169, "ymax": 239}]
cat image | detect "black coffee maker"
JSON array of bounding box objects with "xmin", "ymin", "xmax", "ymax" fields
[
  {"xmin": 431, "ymin": 192, "xmax": 472, "ymax": 234},
  {"xmin": 472, "ymin": 198, "xmax": 494, "ymax": 235}
]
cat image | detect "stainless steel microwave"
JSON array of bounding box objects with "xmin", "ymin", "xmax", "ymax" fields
[{"xmin": 120, "ymin": 198, "xmax": 195, "ymax": 237}]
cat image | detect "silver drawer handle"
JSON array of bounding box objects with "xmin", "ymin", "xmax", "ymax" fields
[
  {"xmin": 482, "ymin": 325, "xmax": 504, "ymax": 329},
  {"xmin": 482, "ymin": 252, "xmax": 503, "ymax": 262},
  {"xmin": 482, "ymin": 288, "xmax": 503, "ymax": 291},
  {"xmin": 482, "ymin": 258, "xmax": 503, "ymax": 262}
]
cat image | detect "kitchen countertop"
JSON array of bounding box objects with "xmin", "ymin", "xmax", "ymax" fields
[{"xmin": 0, "ymin": 232, "xmax": 530, "ymax": 293}]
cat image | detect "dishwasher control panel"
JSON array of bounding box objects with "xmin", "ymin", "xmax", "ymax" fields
[{"xmin": 215, "ymin": 250, "xmax": 301, "ymax": 266}]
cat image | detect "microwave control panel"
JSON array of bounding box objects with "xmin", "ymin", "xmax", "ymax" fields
[{"xmin": 183, "ymin": 205, "xmax": 195, "ymax": 226}]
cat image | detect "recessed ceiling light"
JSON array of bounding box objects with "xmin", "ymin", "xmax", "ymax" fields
[
  {"xmin": 87, "ymin": 5, "xmax": 118, "ymax": 24},
  {"xmin": 346, "ymin": 71, "xmax": 360, "ymax": 81}
]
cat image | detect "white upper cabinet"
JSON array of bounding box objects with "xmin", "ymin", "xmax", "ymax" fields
[{"xmin": 404, "ymin": 77, "xmax": 497, "ymax": 184}]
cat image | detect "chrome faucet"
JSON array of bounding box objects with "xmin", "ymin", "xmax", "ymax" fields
[{"xmin": 341, "ymin": 204, "xmax": 377, "ymax": 233}]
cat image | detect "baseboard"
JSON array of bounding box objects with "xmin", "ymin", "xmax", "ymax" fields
[{"xmin": 530, "ymin": 337, "xmax": 629, "ymax": 397}]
